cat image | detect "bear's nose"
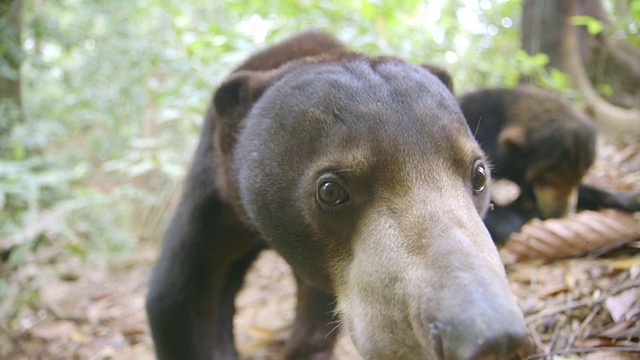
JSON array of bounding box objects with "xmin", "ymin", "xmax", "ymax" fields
[{"xmin": 430, "ymin": 307, "xmax": 531, "ymax": 360}]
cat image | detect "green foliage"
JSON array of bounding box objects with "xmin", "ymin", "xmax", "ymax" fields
[
  {"xmin": 0, "ymin": 1, "xmax": 24, "ymax": 74},
  {"xmin": 2, "ymin": 0, "xmax": 638, "ymax": 268},
  {"xmin": 0, "ymin": 0, "xmax": 545, "ymax": 263},
  {"xmin": 2, "ymin": 0, "xmax": 639, "ymax": 339},
  {"xmin": 0, "ymin": 278, "xmax": 8, "ymax": 300},
  {"xmin": 571, "ymin": 15, "xmax": 604, "ymax": 35},
  {"xmin": 504, "ymin": 50, "xmax": 550, "ymax": 87},
  {"xmin": 611, "ymin": 0, "xmax": 640, "ymax": 49},
  {"xmin": 8, "ymin": 233, "xmax": 44, "ymax": 268},
  {"xmin": 597, "ymin": 83, "xmax": 614, "ymax": 97},
  {"xmin": 103, "ymin": 138, "xmax": 185, "ymax": 180},
  {"xmin": 0, "ymin": 158, "xmax": 68, "ymax": 230},
  {"xmin": 0, "ymin": 0, "xmax": 24, "ymax": 144}
]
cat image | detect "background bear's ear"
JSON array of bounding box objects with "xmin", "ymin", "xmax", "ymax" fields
[
  {"xmin": 421, "ymin": 63, "xmax": 454, "ymax": 94},
  {"xmin": 213, "ymin": 70, "xmax": 272, "ymax": 120},
  {"xmin": 498, "ymin": 125, "xmax": 527, "ymax": 154}
]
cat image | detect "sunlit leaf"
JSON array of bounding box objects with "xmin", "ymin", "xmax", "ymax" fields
[
  {"xmin": 0, "ymin": 278, "xmax": 9, "ymax": 300},
  {"xmin": 597, "ymin": 83, "xmax": 614, "ymax": 97},
  {"xmin": 8, "ymin": 242, "xmax": 32, "ymax": 268},
  {"xmin": 65, "ymin": 243, "xmax": 87, "ymax": 260},
  {"xmin": 571, "ymin": 15, "xmax": 604, "ymax": 35}
]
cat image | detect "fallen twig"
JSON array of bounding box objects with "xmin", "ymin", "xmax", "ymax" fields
[
  {"xmin": 525, "ymin": 278, "xmax": 640, "ymax": 325},
  {"xmin": 528, "ymin": 323, "xmax": 546, "ymax": 354},
  {"xmin": 527, "ymin": 346, "xmax": 640, "ymax": 359},
  {"xmin": 545, "ymin": 323, "xmax": 561, "ymax": 355},
  {"xmin": 566, "ymin": 305, "xmax": 600, "ymax": 348}
]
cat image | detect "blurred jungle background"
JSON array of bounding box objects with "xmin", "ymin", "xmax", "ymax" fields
[{"xmin": 1, "ymin": 0, "xmax": 639, "ymax": 359}]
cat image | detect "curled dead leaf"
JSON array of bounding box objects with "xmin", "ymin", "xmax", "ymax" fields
[
  {"xmin": 500, "ymin": 209, "xmax": 640, "ymax": 264},
  {"xmin": 30, "ymin": 320, "xmax": 76, "ymax": 341},
  {"xmin": 604, "ymin": 287, "xmax": 640, "ymax": 323}
]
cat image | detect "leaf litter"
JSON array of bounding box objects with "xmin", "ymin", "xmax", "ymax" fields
[{"xmin": 0, "ymin": 138, "xmax": 638, "ymax": 359}]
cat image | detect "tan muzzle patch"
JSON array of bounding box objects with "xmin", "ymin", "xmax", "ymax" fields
[{"xmin": 533, "ymin": 184, "xmax": 579, "ymax": 218}]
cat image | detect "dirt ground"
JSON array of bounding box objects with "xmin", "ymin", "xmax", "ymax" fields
[{"xmin": 1, "ymin": 139, "xmax": 639, "ymax": 360}]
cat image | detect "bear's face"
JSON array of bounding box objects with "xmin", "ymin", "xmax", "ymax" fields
[
  {"xmin": 215, "ymin": 56, "xmax": 527, "ymax": 359},
  {"xmin": 498, "ymin": 96, "xmax": 597, "ymax": 218}
]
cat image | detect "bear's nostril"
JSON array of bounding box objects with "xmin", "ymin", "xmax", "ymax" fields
[
  {"xmin": 428, "ymin": 322, "xmax": 445, "ymax": 360},
  {"xmin": 470, "ymin": 334, "xmax": 531, "ymax": 360},
  {"xmin": 432, "ymin": 314, "xmax": 531, "ymax": 360}
]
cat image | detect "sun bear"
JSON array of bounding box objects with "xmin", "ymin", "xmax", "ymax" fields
[
  {"xmin": 146, "ymin": 31, "xmax": 529, "ymax": 360},
  {"xmin": 460, "ymin": 85, "xmax": 640, "ymax": 244}
]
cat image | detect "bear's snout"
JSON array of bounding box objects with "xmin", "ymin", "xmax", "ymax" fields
[{"xmin": 429, "ymin": 304, "xmax": 530, "ymax": 360}]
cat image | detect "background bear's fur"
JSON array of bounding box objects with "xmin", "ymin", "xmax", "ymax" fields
[{"xmin": 460, "ymin": 85, "xmax": 639, "ymax": 244}]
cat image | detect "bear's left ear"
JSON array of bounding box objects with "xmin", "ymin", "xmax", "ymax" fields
[
  {"xmin": 213, "ymin": 70, "xmax": 274, "ymax": 120},
  {"xmin": 421, "ymin": 63, "xmax": 454, "ymax": 94},
  {"xmin": 498, "ymin": 125, "xmax": 527, "ymax": 155}
]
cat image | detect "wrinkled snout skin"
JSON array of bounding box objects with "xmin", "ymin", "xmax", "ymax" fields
[
  {"xmin": 235, "ymin": 58, "xmax": 529, "ymax": 359},
  {"xmin": 340, "ymin": 194, "xmax": 528, "ymax": 359}
]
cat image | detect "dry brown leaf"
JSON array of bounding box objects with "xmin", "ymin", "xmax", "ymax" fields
[
  {"xmin": 30, "ymin": 320, "xmax": 76, "ymax": 341},
  {"xmin": 604, "ymin": 288, "xmax": 640, "ymax": 322},
  {"xmin": 500, "ymin": 209, "xmax": 640, "ymax": 264},
  {"xmin": 122, "ymin": 323, "xmax": 147, "ymax": 338},
  {"xmin": 582, "ymin": 352, "xmax": 640, "ymax": 360},
  {"xmin": 610, "ymin": 257, "xmax": 640, "ymax": 270},
  {"xmin": 595, "ymin": 315, "xmax": 640, "ymax": 340}
]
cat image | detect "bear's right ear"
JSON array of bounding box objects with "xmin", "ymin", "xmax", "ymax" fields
[
  {"xmin": 421, "ymin": 63, "xmax": 454, "ymax": 94},
  {"xmin": 498, "ymin": 125, "xmax": 527, "ymax": 154},
  {"xmin": 213, "ymin": 70, "xmax": 273, "ymax": 120}
]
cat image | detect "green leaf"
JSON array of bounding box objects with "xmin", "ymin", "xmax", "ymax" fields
[
  {"xmin": 548, "ymin": 68, "xmax": 571, "ymax": 90},
  {"xmin": 0, "ymin": 278, "xmax": 9, "ymax": 300},
  {"xmin": 65, "ymin": 243, "xmax": 88, "ymax": 260},
  {"xmin": 8, "ymin": 242, "xmax": 32, "ymax": 268},
  {"xmin": 571, "ymin": 15, "xmax": 603, "ymax": 35},
  {"xmin": 597, "ymin": 83, "xmax": 613, "ymax": 97}
]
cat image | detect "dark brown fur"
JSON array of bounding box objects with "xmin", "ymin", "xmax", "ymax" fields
[
  {"xmin": 460, "ymin": 86, "xmax": 640, "ymax": 244},
  {"xmin": 146, "ymin": 31, "xmax": 529, "ymax": 359}
]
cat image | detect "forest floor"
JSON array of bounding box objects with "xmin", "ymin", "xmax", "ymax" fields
[{"xmin": 1, "ymin": 138, "xmax": 639, "ymax": 360}]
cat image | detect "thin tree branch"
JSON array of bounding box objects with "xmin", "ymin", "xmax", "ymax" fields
[
  {"xmin": 561, "ymin": 0, "xmax": 640, "ymax": 136},
  {"xmin": 525, "ymin": 278, "xmax": 640, "ymax": 325}
]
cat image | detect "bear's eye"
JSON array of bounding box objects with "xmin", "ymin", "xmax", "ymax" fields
[
  {"xmin": 471, "ymin": 160, "xmax": 487, "ymax": 194},
  {"xmin": 317, "ymin": 181, "xmax": 350, "ymax": 206}
]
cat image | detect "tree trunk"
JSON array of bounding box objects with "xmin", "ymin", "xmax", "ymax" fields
[
  {"xmin": 521, "ymin": 0, "xmax": 640, "ymax": 138},
  {"xmin": 0, "ymin": 0, "xmax": 23, "ymax": 144}
]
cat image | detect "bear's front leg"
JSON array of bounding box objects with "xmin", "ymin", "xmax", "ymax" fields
[
  {"xmin": 280, "ymin": 274, "xmax": 340, "ymax": 360},
  {"xmin": 146, "ymin": 191, "xmax": 262, "ymax": 360}
]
